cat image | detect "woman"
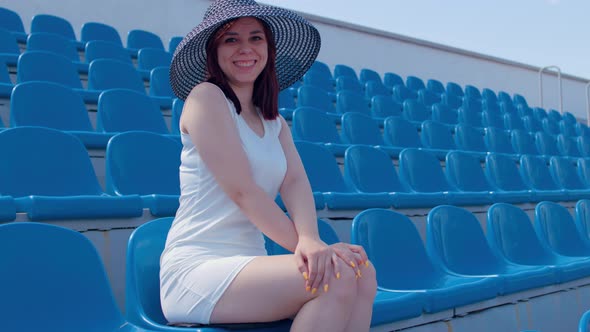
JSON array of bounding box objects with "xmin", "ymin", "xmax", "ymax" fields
[{"xmin": 161, "ymin": 1, "xmax": 377, "ymax": 331}]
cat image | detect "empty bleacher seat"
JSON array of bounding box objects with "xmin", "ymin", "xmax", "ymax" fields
[
  {"xmin": 455, "ymin": 124, "xmax": 487, "ymax": 154},
  {"xmin": 402, "ymin": 99, "xmax": 430, "ymax": 122},
  {"xmin": 0, "ymin": 28, "xmax": 19, "ymax": 66},
  {"xmin": 542, "ymin": 117, "xmax": 560, "ymax": 136},
  {"xmin": 513, "ymin": 93, "xmax": 528, "ymax": 107},
  {"xmin": 431, "ymin": 103, "xmax": 458, "ymax": 125},
  {"xmin": 481, "ymin": 88, "xmax": 498, "ymax": 105},
  {"xmin": 559, "ymin": 120, "xmax": 577, "ymax": 137},
  {"xmin": 291, "ymin": 107, "xmax": 347, "ymax": 156},
  {"xmin": 535, "ymin": 131, "xmax": 560, "ymax": 157},
  {"xmin": 484, "ymin": 127, "xmax": 516, "ymax": 155},
  {"xmin": 441, "ymin": 92, "xmax": 462, "ymax": 109},
  {"xmin": 575, "ymin": 200, "xmax": 590, "ymax": 245},
  {"xmin": 0, "ymin": 126, "xmax": 143, "ymax": 220},
  {"xmin": 497, "ymin": 91, "xmax": 513, "ymax": 106},
  {"xmin": 85, "ymin": 40, "xmax": 133, "ymax": 65},
  {"xmin": 503, "ymin": 112, "xmax": 525, "ymax": 131},
  {"xmin": 421, "ymin": 120, "xmax": 457, "ymax": 151},
  {"xmin": 549, "ymin": 157, "xmax": 590, "ymax": 199},
  {"xmin": 359, "ymin": 68, "xmax": 381, "ymax": 85},
  {"xmin": 392, "ymin": 85, "xmax": 417, "ymax": 104},
  {"xmin": 464, "ymin": 85, "xmax": 482, "ymax": 100},
  {"xmin": 511, "ymin": 129, "xmax": 539, "ymax": 155},
  {"xmin": 417, "ymin": 89, "xmax": 440, "ymax": 107},
  {"xmin": 383, "ymin": 116, "xmax": 422, "ymax": 151},
  {"xmin": 519, "ymin": 154, "xmax": 568, "ymax": 201},
  {"xmin": 10, "ymin": 81, "xmax": 111, "ymax": 149},
  {"xmin": 0, "ymin": 59, "xmax": 14, "ymax": 98},
  {"xmin": 106, "ymin": 131, "xmax": 181, "ymax": 216},
  {"xmin": 523, "ymin": 115, "xmax": 543, "ymax": 133},
  {"xmin": 487, "ymin": 203, "xmax": 590, "ymax": 283},
  {"xmin": 383, "ymin": 72, "xmax": 404, "ymax": 90},
  {"xmin": 137, "ymin": 48, "xmax": 172, "ymax": 72},
  {"xmin": 336, "ymin": 90, "xmax": 369, "ymax": 115},
  {"xmin": 481, "ymin": 111, "xmax": 503, "ymax": 129},
  {"xmin": 303, "ymin": 69, "xmax": 334, "ymax": 93},
  {"xmin": 578, "ymin": 136, "xmax": 590, "ymax": 158},
  {"xmin": 446, "ymin": 81, "xmax": 464, "ymax": 97},
  {"xmin": 30, "ymin": 14, "xmax": 84, "ymax": 50},
  {"xmin": 364, "ymin": 80, "xmax": 390, "ymax": 100},
  {"xmin": 0, "ymin": 7, "xmax": 27, "ymax": 42},
  {"xmin": 81, "ymin": 22, "xmax": 124, "ymax": 47},
  {"xmin": 333, "ymin": 64, "xmax": 358, "ymax": 80},
  {"xmin": 26, "ymin": 32, "xmax": 87, "ymax": 73},
  {"xmin": 97, "ymin": 89, "xmax": 169, "ymax": 134},
  {"xmin": 168, "ymin": 36, "xmax": 183, "ymax": 53},
  {"xmin": 340, "ymin": 112, "xmax": 385, "ymax": 147},
  {"xmin": 0, "ymin": 222, "xmax": 151, "ymax": 332},
  {"xmin": 149, "ymin": 66, "xmax": 175, "ymax": 99},
  {"xmin": 405, "ymin": 76, "xmax": 425, "ymax": 92},
  {"xmin": 426, "ymin": 79, "xmax": 445, "ymax": 96},
  {"xmin": 557, "ymin": 134, "xmax": 582, "ymax": 157},
  {"xmin": 484, "ymin": 153, "xmax": 534, "ymax": 202},
  {"xmin": 127, "ymin": 29, "xmax": 165, "ymax": 55},
  {"xmin": 370, "ymin": 95, "xmax": 402, "ymax": 119},
  {"xmin": 484, "ymin": 99, "xmax": 502, "ymax": 114},
  {"xmin": 352, "ymin": 208, "xmax": 498, "ymax": 313},
  {"xmin": 427, "ymin": 205, "xmax": 557, "ymax": 295},
  {"xmin": 335, "ymin": 75, "xmax": 362, "ymax": 94},
  {"xmin": 535, "ymin": 201, "xmax": 590, "ymax": 257},
  {"xmin": 170, "ymin": 98, "xmax": 183, "ymax": 135},
  {"xmin": 309, "ymin": 60, "xmax": 333, "ymax": 80},
  {"xmin": 297, "ymin": 85, "xmax": 334, "ymax": 113}
]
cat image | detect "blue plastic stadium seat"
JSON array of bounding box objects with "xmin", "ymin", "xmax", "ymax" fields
[
  {"xmin": 10, "ymin": 81, "xmax": 112, "ymax": 149},
  {"xmin": 441, "ymin": 93, "xmax": 462, "ymax": 110},
  {"xmin": 0, "ymin": 195, "xmax": 16, "ymax": 221},
  {"xmin": 364, "ymin": 80, "xmax": 391, "ymax": 100},
  {"xmin": 577, "ymin": 123, "xmax": 590, "ymax": 137},
  {"xmin": 127, "ymin": 29, "xmax": 165, "ymax": 56},
  {"xmin": 497, "ymin": 91, "xmax": 513, "ymax": 106},
  {"xmin": 295, "ymin": 141, "xmax": 391, "ymax": 209},
  {"xmin": 127, "ymin": 217, "xmax": 293, "ymax": 331},
  {"xmin": 303, "ymin": 70, "xmax": 334, "ymax": 93},
  {"xmin": 562, "ymin": 111, "xmax": 577, "ymax": 124},
  {"xmin": 0, "ymin": 58, "xmax": 14, "ymax": 98},
  {"xmin": 137, "ymin": 48, "xmax": 172, "ymax": 78},
  {"xmin": 483, "ymin": 99, "xmax": 502, "ymax": 114},
  {"xmin": 307, "ymin": 60, "xmax": 332, "ymax": 82},
  {"xmin": 445, "ymin": 82, "xmax": 464, "ymax": 97},
  {"xmin": 168, "ymin": 36, "xmax": 183, "ymax": 53},
  {"xmin": 383, "ymin": 72, "xmax": 404, "ymax": 90},
  {"xmin": 335, "ymin": 75, "xmax": 362, "ymax": 94},
  {"xmin": 482, "ymin": 111, "xmax": 503, "ymax": 129},
  {"xmin": 333, "ymin": 64, "xmax": 358, "ymax": 81},
  {"xmin": 17, "ymin": 51, "xmax": 100, "ymax": 103},
  {"xmin": 575, "ymin": 200, "xmax": 590, "ymax": 245},
  {"xmin": 0, "ymin": 7, "xmax": 27, "ymax": 42},
  {"xmin": 0, "ymin": 222, "xmax": 154, "ymax": 332},
  {"xmin": 519, "ymin": 154, "xmax": 568, "ymax": 201},
  {"xmin": 392, "ymin": 85, "xmax": 417, "ymax": 104},
  {"xmin": 524, "ymin": 115, "xmax": 543, "ymax": 133},
  {"xmin": 406, "ymin": 76, "xmax": 425, "ymax": 92},
  {"xmin": 427, "ymin": 205, "xmax": 557, "ymax": 295},
  {"xmin": 426, "ymin": 79, "xmax": 445, "ymax": 95},
  {"xmin": 89, "ymin": 59, "xmax": 170, "ymax": 109},
  {"xmin": 481, "ymin": 88, "xmax": 498, "ymax": 105},
  {"xmin": 485, "ymin": 153, "xmax": 535, "ymax": 202},
  {"xmin": 454, "ymin": 124, "xmax": 487, "ymax": 154},
  {"xmin": 352, "ymin": 208, "xmax": 498, "ymax": 313},
  {"xmin": 517, "ymin": 105, "xmax": 533, "ymax": 118},
  {"xmin": 549, "ymin": 157, "xmax": 590, "ymax": 199},
  {"xmin": 359, "ymin": 68, "xmax": 381, "ymax": 85},
  {"xmin": 578, "ymin": 136, "xmax": 590, "ymax": 158},
  {"xmin": 513, "ymin": 93, "xmax": 529, "ymax": 107},
  {"xmin": 445, "ymin": 150, "xmax": 519, "ymax": 204},
  {"xmin": 85, "ymin": 40, "xmax": 133, "ymax": 65},
  {"xmin": 383, "ymin": 116, "xmax": 421, "ymax": 148},
  {"xmin": 578, "ymin": 159, "xmax": 590, "ymax": 188},
  {"xmin": 26, "ymin": 32, "xmax": 87, "ymax": 73},
  {"xmin": 421, "ymin": 120, "xmax": 457, "ymax": 151},
  {"xmin": 106, "ymin": 131, "xmax": 181, "ymax": 216},
  {"xmin": 464, "ymin": 85, "xmax": 481, "ymax": 100},
  {"xmin": 171, "ymin": 98, "xmax": 183, "ymax": 135},
  {"xmin": 417, "ymin": 89, "xmax": 441, "ymax": 107},
  {"xmin": 402, "ymin": 99, "xmax": 430, "ymax": 122},
  {"xmin": 370, "ymin": 95, "xmax": 402, "ymax": 119},
  {"xmin": 431, "ymin": 103, "xmax": 458, "ymax": 125},
  {"xmin": 291, "ymin": 107, "xmax": 348, "ymax": 156},
  {"xmin": 97, "ymin": 89, "xmax": 169, "ymax": 134},
  {"xmin": 580, "ymin": 309, "xmax": 590, "ymax": 332},
  {"xmin": 533, "ymin": 107, "xmax": 548, "ymax": 122},
  {"xmin": 81, "ymin": 22, "xmax": 124, "ymax": 47},
  {"xmin": 504, "ymin": 112, "xmax": 525, "ymax": 131},
  {"xmin": 297, "ymin": 85, "xmax": 334, "ymax": 113},
  {"xmin": 560, "ymin": 120, "xmax": 577, "ymax": 137},
  {"xmin": 336, "ymin": 90, "xmax": 369, "ymax": 115},
  {"xmin": 542, "ymin": 117, "xmax": 560, "ymax": 136},
  {"xmin": 462, "ymin": 96, "xmax": 483, "ymax": 113},
  {"xmin": 535, "ymin": 131, "xmax": 560, "ymax": 157},
  {"xmin": 0, "ymin": 127, "xmax": 143, "ymax": 220},
  {"xmin": 484, "ymin": 127, "xmax": 516, "ymax": 155},
  {"xmin": 340, "ymin": 112, "xmax": 386, "ymax": 146},
  {"xmin": 557, "ymin": 134, "xmax": 582, "ymax": 157},
  {"xmin": 535, "ymin": 201, "xmax": 590, "ymax": 257},
  {"xmin": 30, "ymin": 14, "xmax": 84, "ymax": 50},
  {"xmin": 0, "ymin": 28, "xmax": 19, "ymax": 66},
  {"xmin": 487, "ymin": 203, "xmax": 590, "ymax": 283},
  {"xmin": 399, "ymin": 148, "xmax": 485, "ymax": 206},
  {"xmin": 149, "ymin": 66, "xmax": 175, "ymax": 99},
  {"xmin": 547, "ymin": 109, "xmax": 562, "ymax": 123}
]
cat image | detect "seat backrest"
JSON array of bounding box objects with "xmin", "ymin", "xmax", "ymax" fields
[
  {"xmin": 85, "ymin": 40, "xmax": 133, "ymax": 64},
  {"xmin": 578, "ymin": 136, "xmax": 590, "ymax": 158},
  {"xmin": 0, "ymin": 222, "xmax": 125, "ymax": 332},
  {"xmin": 30, "ymin": 14, "xmax": 77, "ymax": 41},
  {"xmin": 81, "ymin": 22, "xmax": 123, "ymax": 46},
  {"xmin": 541, "ymin": 117, "xmax": 560, "ymax": 136},
  {"xmin": 511, "ymin": 129, "xmax": 539, "ymax": 155},
  {"xmin": 575, "ymin": 200, "xmax": 590, "ymax": 244},
  {"xmin": 426, "ymin": 79, "xmax": 445, "ymax": 95},
  {"xmin": 445, "ymin": 81, "xmax": 464, "ymax": 97},
  {"xmin": 559, "ymin": 120, "xmax": 577, "ymax": 137},
  {"xmin": 556, "ymin": 134, "xmax": 581, "ymax": 157},
  {"xmin": 577, "ymin": 158, "xmax": 590, "ymax": 187},
  {"xmin": 370, "ymin": 95, "xmax": 402, "ymax": 118},
  {"xmin": 341, "ymin": 112, "xmax": 384, "ymax": 145},
  {"xmin": 519, "ymin": 155, "xmax": 561, "ymax": 191},
  {"xmin": 550, "ymin": 156, "xmax": 586, "ymax": 190},
  {"xmin": 485, "ymin": 153, "xmax": 529, "ymax": 191},
  {"xmin": 17, "ymin": 51, "xmax": 83, "ymax": 89},
  {"xmin": 168, "ymin": 36, "xmax": 183, "ymax": 53},
  {"xmin": 310, "ymin": 60, "xmax": 332, "ymax": 79},
  {"xmin": 97, "ymin": 88, "xmax": 169, "ymax": 133},
  {"xmin": 0, "ymin": 28, "xmax": 19, "ymax": 54},
  {"xmin": 535, "ymin": 201, "xmax": 590, "ymax": 256},
  {"xmin": 365, "ymin": 80, "xmax": 390, "ymax": 100},
  {"xmin": 418, "ymin": 89, "xmax": 441, "ymax": 107},
  {"xmin": 127, "ymin": 29, "xmax": 164, "ymax": 50},
  {"xmin": 487, "ymin": 203, "xmax": 556, "ymax": 265},
  {"xmin": 137, "ymin": 48, "xmax": 172, "ymax": 71},
  {"xmin": 547, "ymin": 109, "xmax": 562, "ymax": 123},
  {"xmin": 10, "ymin": 81, "xmax": 94, "ymax": 131},
  {"xmin": 455, "ymin": 124, "xmax": 487, "ymax": 152},
  {"xmin": 266, "ymin": 218, "xmax": 340, "ymax": 255},
  {"xmin": 0, "ymin": 127, "xmax": 102, "ymax": 197},
  {"xmin": 106, "ymin": 131, "xmax": 181, "ymax": 195},
  {"xmin": 523, "ymin": 115, "xmax": 542, "ymax": 133},
  {"xmin": 406, "ymin": 76, "xmax": 425, "ymax": 92},
  {"xmin": 484, "ymin": 127, "xmax": 514, "ymax": 154},
  {"xmin": 297, "ymin": 85, "xmax": 333, "ymax": 112},
  {"xmin": 503, "ymin": 112, "xmax": 525, "ymax": 131},
  {"xmin": 481, "ymin": 88, "xmax": 498, "ymax": 105},
  {"xmin": 402, "ymin": 99, "xmax": 430, "ymax": 122},
  {"xmin": 295, "ymin": 141, "xmax": 349, "ymax": 192},
  {"xmin": 399, "ymin": 148, "xmax": 452, "ymax": 193},
  {"xmin": 335, "ymin": 75, "xmax": 362, "ymax": 94},
  {"xmin": 535, "ymin": 131, "xmax": 560, "ymax": 156},
  {"xmin": 431, "ymin": 103, "xmax": 458, "ymax": 125},
  {"xmin": 457, "ymin": 106, "xmax": 483, "ymax": 127},
  {"xmin": 392, "ymin": 85, "xmax": 417, "ymax": 104},
  {"xmin": 513, "ymin": 93, "xmax": 529, "ymax": 107},
  {"xmin": 462, "ymin": 97, "xmax": 483, "ymax": 114},
  {"xmin": 126, "ymin": 217, "xmax": 175, "ymax": 326},
  {"xmin": 336, "ymin": 90, "xmax": 369, "ymax": 115},
  {"xmin": 445, "ymin": 150, "xmax": 493, "ymax": 192},
  {"xmin": 421, "ymin": 120, "xmax": 456, "ymax": 150},
  {"xmin": 278, "ymin": 88, "xmax": 295, "ymax": 109},
  {"xmin": 0, "ymin": 7, "xmax": 25, "ymax": 34},
  {"xmin": 359, "ymin": 68, "xmax": 381, "ymax": 85},
  {"xmin": 383, "ymin": 116, "xmax": 422, "ymax": 148},
  {"xmin": 171, "ymin": 98, "xmax": 183, "ymax": 135},
  {"xmin": 464, "ymin": 85, "xmax": 482, "ymax": 100},
  {"xmin": 88, "ymin": 59, "xmax": 146, "ymax": 92},
  {"xmin": 352, "ymin": 208, "xmax": 439, "ymax": 289},
  {"xmin": 291, "ymin": 107, "xmax": 342, "ymax": 144},
  {"xmin": 427, "ymin": 205, "xmax": 503, "ymax": 274},
  {"xmin": 149, "ymin": 66, "xmax": 175, "ymax": 97},
  {"xmin": 517, "ymin": 105, "xmax": 533, "ymax": 118},
  {"xmin": 497, "ymin": 91, "xmax": 512, "ymax": 106},
  {"xmin": 26, "ymin": 32, "xmax": 80, "ymax": 62},
  {"xmin": 481, "ymin": 111, "xmax": 503, "ymax": 129},
  {"xmin": 383, "ymin": 72, "xmax": 404, "ymax": 89},
  {"xmin": 577, "ymin": 122, "xmax": 590, "ymax": 137},
  {"xmin": 333, "ymin": 64, "xmax": 357, "ymax": 80},
  {"xmin": 303, "ymin": 70, "xmax": 334, "ymax": 92},
  {"xmin": 344, "ymin": 145, "xmax": 409, "ymax": 193}
]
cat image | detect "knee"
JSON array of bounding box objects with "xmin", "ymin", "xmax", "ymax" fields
[
  {"xmin": 357, "ymin": 262, "xmax": 377, "ymax": 301},
  {"xmin": 326, "ymin": 264, "xmax": 358, "ymax": 305}
]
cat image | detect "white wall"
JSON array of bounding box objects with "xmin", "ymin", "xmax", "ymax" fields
[{"xmin": 2, "ymin": 0, "xmax": 588, "ymax": 119}]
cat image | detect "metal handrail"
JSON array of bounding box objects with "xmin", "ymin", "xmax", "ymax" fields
[
  {"xmin": 538, "ymin": 65, "xmax": 563, "ymax": 114},
  {"xmin": 586, "ymin": 81, "xmax": 590, "ymax": 126}
]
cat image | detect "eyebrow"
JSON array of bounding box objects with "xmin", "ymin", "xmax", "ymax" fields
[{"xmin": 223, "ymin": 30, "xmax": 264, "ymax": 36}]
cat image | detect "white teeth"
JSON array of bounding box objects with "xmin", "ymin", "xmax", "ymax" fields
[{"xmin": 234, "ymin": 60, "xmax": 255, "ymax": 67}]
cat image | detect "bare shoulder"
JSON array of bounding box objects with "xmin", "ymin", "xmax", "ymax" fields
[
  {"xmin": 185, "ymin": 82, "xmax": 227, "ymax": 111},
  {"xmin": 180, "ymin": 82, "xmax": 231, "ymax": 133}
]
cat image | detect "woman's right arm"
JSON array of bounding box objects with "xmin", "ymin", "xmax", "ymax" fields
[{"xmin": 180, "ymin": 83, "xmax": 299, "ymax": 252}]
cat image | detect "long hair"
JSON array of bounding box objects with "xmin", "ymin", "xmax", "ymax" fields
[{"xmin": 205, "ymin": 18, "xmax": 279, "ymax": 120}]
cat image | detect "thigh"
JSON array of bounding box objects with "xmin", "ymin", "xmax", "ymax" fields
[{"xmin": 209, "ymin": 254, "xmax": 320, "ymax": 324}]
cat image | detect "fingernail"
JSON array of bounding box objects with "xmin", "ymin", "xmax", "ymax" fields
[
  {"xmin": 350, "ymin": 261, "xmax": 356, "ymax": 268},
  {"xmin": 365, "ymin": 261, "xmax": 370, "ymax": 267},
  {"xmin": 357, "ymin": 269, "xmax": 362, "ymax": 278},
  {"xmin": 324, "ymin": 284, "xmax": 329, "ymax": 293},
  {"xmin": 336, "ymin": 272, "xmax": 341, "ymax": 279},
  {"xmin": 311, "ymin": 288, "xmax": 317, "ymax": 295},
  {"xmin": 302, "ymin": 272, "xmax": 308, "ymax": 280},
  {"xmin": 306, "ymin": 286, "xmax": 311, "ymax": 292},
  {"xmin": 355, "ymin": 274, "xmax": 359, "ymax": 280}
]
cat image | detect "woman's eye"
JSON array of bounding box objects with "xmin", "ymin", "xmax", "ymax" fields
[
  {"xmin": 251, "ymin": 36, "xmax": 263, "ymax": 41},
  {"xmin": 224, "ymin": 37, "xmax": 237, "ymax": 43}
]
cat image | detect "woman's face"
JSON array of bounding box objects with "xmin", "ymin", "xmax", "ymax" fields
[{"xmin": 216, "ymin": 17, "xmax": 268, "ymax": 89}]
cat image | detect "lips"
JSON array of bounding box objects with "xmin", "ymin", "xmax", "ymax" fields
[{"xmin": 233, "ymin": 60, "xmax": 256, "ymax": 68}]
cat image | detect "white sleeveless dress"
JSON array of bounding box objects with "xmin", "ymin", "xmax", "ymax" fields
[{"xmin": 160, "ymin": 94, "xmax": 287, "ymax": 324}]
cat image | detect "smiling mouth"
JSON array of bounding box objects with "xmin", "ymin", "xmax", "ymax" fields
[{"xmin": 234, "ymin": 60, "xmax": 257, "ymax": 67}]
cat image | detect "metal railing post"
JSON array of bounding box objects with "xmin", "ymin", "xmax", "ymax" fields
[
  {"xmin": 538, "ymin": 65, "xmax": 563, "ymax": 114},
  {"xmin": 585, "ymin": 81, "xmax": 590, "ymax": 126}
]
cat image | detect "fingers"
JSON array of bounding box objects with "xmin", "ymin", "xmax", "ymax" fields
[
  {"xmin": 294, "ymin": 251, "xmax": 310, "ymax": 292},
  {"xmin": 309, "ymin": 252, "xmax": 326, "ymax": 294},
  {"xmin": 347, "ymin": 244, "xmax": 369, "ymax": 266},
  {"xmin": 322, "ymin": 252, "xmax": 333, "ymax": 293},
  {"xmin": 331, "ymin": 253, "xmax": 341, "ymax": 280}
]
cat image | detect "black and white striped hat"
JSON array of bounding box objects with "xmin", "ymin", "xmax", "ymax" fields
[{"xmin": 169, "ymin": 0, "xmax": 321, "ymax": 100}]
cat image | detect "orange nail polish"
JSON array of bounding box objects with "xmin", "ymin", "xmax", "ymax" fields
[
  {"xmin": 302, "ymin": 272, "xmax": 308, "ymax": 280},
  {"xmin": 324, "ymin": 284, "xmax": 329, "ymax": 292},
  {"xmin": 311, "ymin": 288, "xmax": 317, "ymax": 295},
  {"xmin": 365, "ymin": 261, "xmax": 370, "ymax": 267},
  {"xmin": 306, "ymin": 286, "xmax": 311, "ymax": 292},
  {"xmin": 336, "ymin": 272, "xmax": 341, "ymax": 279},
  {"xmin": 350, "ymin": 261, "xmax": 356, "ymax": 268}
]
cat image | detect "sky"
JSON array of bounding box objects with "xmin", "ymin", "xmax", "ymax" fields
[{"xmin": 260, "ymin": 0, "xmax": 590, "ymax": 80}]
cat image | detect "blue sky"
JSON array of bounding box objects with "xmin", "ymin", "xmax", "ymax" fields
[{"xmin": 260, "ymin": 0, "xmax": 590, "ymax": 80}]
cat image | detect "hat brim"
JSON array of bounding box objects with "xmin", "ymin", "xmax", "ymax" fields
[{"xmin": 169, "ymin": 4, "xmax": 321, "ymax": 100}]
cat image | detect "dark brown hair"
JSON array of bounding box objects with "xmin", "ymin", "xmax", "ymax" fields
[{"xmin": 205, "ymin": 18, "xmax": 279, "ymax": 120}]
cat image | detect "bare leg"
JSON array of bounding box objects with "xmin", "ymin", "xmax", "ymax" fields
[
  {"xmin": 344, "ymin": 262, "xmax": 378, "ymax": 332},
  {"xmin": 210, "ymin": 254, "xmax": 358, "ymax": 332}
]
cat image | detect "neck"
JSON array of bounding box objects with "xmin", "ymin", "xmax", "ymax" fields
[{"xmin": 229, "ymin": 82, "xmax": 256, "ymax": 115}]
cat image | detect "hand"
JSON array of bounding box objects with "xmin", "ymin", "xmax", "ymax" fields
[
  {"xmin": 329, "ymin": 243, "xmax": 370, "ymax": 278},
  {"xmin": 294, "ymin": 236, "xmax": 334, "ymax": 294}
]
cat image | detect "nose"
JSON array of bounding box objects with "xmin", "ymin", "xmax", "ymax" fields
[{"xmin": 238, "ymin": 42, "xmax": 253, "ymax": 54}]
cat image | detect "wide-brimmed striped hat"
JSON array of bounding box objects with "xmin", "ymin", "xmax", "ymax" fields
[{"xmin": 169, "ymin": 0, "xmax": 321, "ymax": 100}]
